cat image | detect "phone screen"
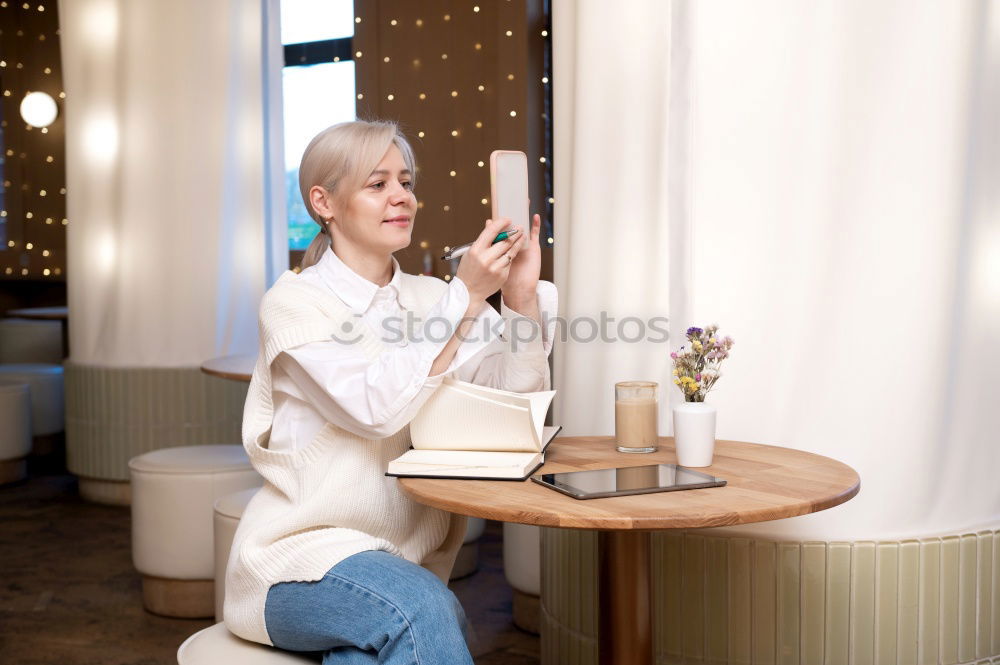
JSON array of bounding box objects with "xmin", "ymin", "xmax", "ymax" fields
[{"xmin": 490, "ymin": 151, "xmax": 529, "ymax": 235}]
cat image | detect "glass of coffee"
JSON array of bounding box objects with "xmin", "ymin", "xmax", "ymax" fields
[{"xmin": 614, "ymin": 381, "xmax": 659, "ymax": 453}]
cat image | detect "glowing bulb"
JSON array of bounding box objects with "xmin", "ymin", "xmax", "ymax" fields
[
  {"xmin": 481, "ymin": 198, "xmax": 488, "ymax": 204},
  {"xmin": 42, "ymin": 249, "xmax": 49, "ymax": 256},
  {"xmin": 386, "ymin": 94, "xmax": 394, "ymax": 101},
  {"xmin": 443, "ymin": 205, "xmax": 451, "ymax": 211},
  {"xmin": 449, "ymin": 170, "xmax": 456, "ymax": 177},
  {"xmin": 477, "ymin": 161, "xmax": 484, "ymax": 167},
  {"xmin": 383, "ymin": 56, "xmax": 390, "ymax": 63},
  {"xmin": 26, "ymin": 242, "xmax": 33, "ymax": 249},
  {"xmin": 20, "ymin": 91, "xmax": 58, "ymax": 127},
  {"xmin": 419, "ymin": 93, "xmax": 426, "ymax": 100},
  {"xmin": 475, "ymin": 121, "xmax": 483, "ymax": 128},
  {"xmin": 542, "ymin": 76, "xmax": 549, "ymax": 84},
  {"xmin": 357, "ymin": 93, "xmax": 363, "ymax": 99},
  {"xmin": 416, "ymin": 18, "xmax": 423, "ymax": 26},
  {"xmin": 547, "ymin": 237, "xmax": 554, "ymax": 244},
  {"xmin": 473, "ymin": 6, "xmax": 480, "ymax": 12},
  {"xmin": 441, "ymin": 53, "xmax": 448, "ymax": 60},
  {"xmin": 443, "ymin": 14, "xmax": 450, "ymax": 20},
  {"xmin": 539, "ymin": 157, "xmax": 546, "ymax": 163},
  {"xmin": 450, "ymin": 130, "xmax": 458, "ymax": 136},
  {"xmin": 474, "ymin": 43, "xmax": 482, "ymax": 50},
  {"xmin": 505, "ymin": 30, "xmax": 512, "ymax": 36},
  {"xmin": 355, "ymin": 51, "xmax": 362, "ymax": 58},
  {"xmin": 541, "ymin": 30, "xmax": 548, "ymax": 36},
  {"xmin": 478, "ymin": 85, "xmax": 485, "ymax": 91},
  {"xmin": 451, "ymin": 90, "xmax": 458, "ymax": 97},
  {"xmin": 417, "ymin": 131, "xmax": 425, "ymax": 138},
  {"xmin": 390, "ymin": 19, "xmax": 397, "ymax": 25},
  {"xmin": 355, "ymin": 16, "xmax": 361, "ymax": 23},
  {"xmin": 507, "ymin": 74, "xmax": 514, "ymax": 80},
  {"xmin": 43, "ymin": 269, "xmax": 51, "ymax": 276},
  {"xmin": 509, "ymin": 111, "xmax": 517, "ymax": 117}
]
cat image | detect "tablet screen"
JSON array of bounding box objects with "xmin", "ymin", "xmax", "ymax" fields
[{"xmin": 531, "ymin": 464, "xmax": 726, "ymax": 500}]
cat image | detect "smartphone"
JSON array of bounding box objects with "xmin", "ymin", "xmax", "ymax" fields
[{"xmin": 489, "ymin": 150, "xmax": 529, "ymax": 236}]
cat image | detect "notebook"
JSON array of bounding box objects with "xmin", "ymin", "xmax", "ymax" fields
[{"xmin": 386, "ymin": 378, "xmax": 560, "ymax": 480}]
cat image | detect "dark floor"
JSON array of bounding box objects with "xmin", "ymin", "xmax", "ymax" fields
[{"xmin": 0, "ymin": 458, "xmax": 539, "ymax": 665}]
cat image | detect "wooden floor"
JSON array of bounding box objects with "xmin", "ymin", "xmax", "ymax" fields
[{"xmin": 0, "ymin": 456, "xmax": 539, "ymax": 665}]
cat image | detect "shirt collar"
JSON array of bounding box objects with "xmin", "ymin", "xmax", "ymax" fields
[{"xmin": 316, "ymin": 247, "xmax": 409, "ymax": 314}]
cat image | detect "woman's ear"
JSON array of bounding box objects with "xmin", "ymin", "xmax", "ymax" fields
[{"xmin": 309, "ymin": 186, "xmax": 336, "ymax": 222}]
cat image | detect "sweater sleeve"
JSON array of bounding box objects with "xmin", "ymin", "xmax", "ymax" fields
[{"xmin": 272, "ymin": 277, "xmax": 476, "ymax": 439}]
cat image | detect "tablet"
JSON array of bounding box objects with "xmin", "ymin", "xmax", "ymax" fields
[{"xmin": 530, "ymin": 464, "xmax": 726, "ymax": 500}]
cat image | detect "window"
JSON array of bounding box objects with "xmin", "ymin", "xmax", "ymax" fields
[{"xmin": 280, "ymin": 0, "xmax": 356, "ymax": 251}]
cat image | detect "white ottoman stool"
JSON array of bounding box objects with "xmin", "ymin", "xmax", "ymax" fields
[
  {"xmin": 0, "ymin": 365, "xmax": 65, "ymax": 456},
  {"xmin": 130, "ymin": 445, "xmax": 263, "ymax": 618},
  {"xmin": 450, "ymin": 517, "xmax": 486, "ymax": 580},
  {"xmin": 0, "ymin": 318, "xmax": 63, "ymax": 364},
  {"xmin": 0, "ymin": 382, "xmax": 32, "ymax": 484},
  {"xmin": 213, "ymin": 486, "xmax": 260, "ymax": 622},
  {"xmin": 178, "ymin": 622, "xmax": 315, "ymax": 664},
  {"xmin": 503, "ymin": 522, "xmax": 541, "ymax": 634}
]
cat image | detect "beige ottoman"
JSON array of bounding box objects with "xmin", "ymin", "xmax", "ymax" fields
[
  {"xmin": 504, "ymin": 522, "xmax": 541, "ymax": 634},
  {"xmin": 130, "ymin": 445, "xmax": 262, "ymax": 618},
  {"xmin": 0, "ymin": 318, "xmax": 62, "ymax": 364},
  {"xmin": 0, "ymin": 365, "xmax": 64, "ymax": 451},
  {"xmin": 0, "ymin": 382, "xmax": 32, "ymax": 484},
  {"xmin": 213, "ymin": 486, "xmax": 260, "ymax": 622},
  {"xmin": 450, "ymin": 517, "xmax": 486, "ymax": 580},
  {"xmin": 178, "ymin": 622, "xmax": 314, "ymax": 664}
]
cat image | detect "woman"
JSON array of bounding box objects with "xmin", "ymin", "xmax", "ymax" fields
[{"xmin": 224, "ymin": 120, "xmax": 556, "ymax": 664}]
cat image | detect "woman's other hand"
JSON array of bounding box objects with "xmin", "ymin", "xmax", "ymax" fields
[{"xmin": 455, "ymin": 217, "xmax": 523, "ymax": 304}]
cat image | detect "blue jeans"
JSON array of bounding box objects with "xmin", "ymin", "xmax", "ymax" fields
[{"xmin": 264, "ymin": 550, "xmax": 474, "ymax": 664}]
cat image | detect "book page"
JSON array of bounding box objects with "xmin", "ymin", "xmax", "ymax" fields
[
  {"xmin": 441, "ymin": 379, "xmax": 556, "ymax": 447},
  {"xmin": 409, "ymin": 383, "xmax": 537, "ymax": 452},
  {"xmin": 387, "ymin": 449, "xmax": 542, "ymax": 479}
]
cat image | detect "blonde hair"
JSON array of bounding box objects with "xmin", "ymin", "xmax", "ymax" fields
[{"xmin": 298, "ymin": 120, "xmax": 417, "ymax": 270}]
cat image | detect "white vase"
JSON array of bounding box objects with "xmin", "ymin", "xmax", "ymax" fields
[{"xmin": 672, "ymin": 401, "xmax": 717, "ymax": 467}]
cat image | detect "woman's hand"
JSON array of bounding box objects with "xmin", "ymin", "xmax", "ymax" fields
[
  {"xmin": 500, "ymin": 213, "xmax": 542, "ymax": 311},
  {"xmin": 455, "ymin": 217, "xmax": 524, "ymax": 304}
]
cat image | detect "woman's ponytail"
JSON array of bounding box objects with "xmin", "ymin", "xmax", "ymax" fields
[{"xmin": 299, "ymin": 227, "xmax": 331, "ymax": 271}]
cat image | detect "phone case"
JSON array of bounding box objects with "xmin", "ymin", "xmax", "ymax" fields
[{"xmin": 489, "ymin": 150, "xmax": 530, "ymax": 235}]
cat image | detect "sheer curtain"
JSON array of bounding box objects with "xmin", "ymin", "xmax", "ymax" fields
[
  {"xmin": 552, "ymin": 0, "xmax": 999, "ymax": 541},
  {"xmin": 59, "ymin": 0, "xmax": 286, "ymax": 367}
]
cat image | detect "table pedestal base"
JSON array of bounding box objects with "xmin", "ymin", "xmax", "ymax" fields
[{"xmin": 598, "ymin": 530, "xmax": 652, "ymax": 665}]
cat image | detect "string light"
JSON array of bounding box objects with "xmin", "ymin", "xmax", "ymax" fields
[
  {"xmin": 450, "ymin": 130, "xmax": 458, "ymax": 136},
  {"xmin": 418, "ymin": 93, "xmax": 426, "ymax": 100},
  {"xmin": 506, "ymin": 30, "xmax": 513, "ymax": 37},
  {"xmin": 542, "ymin": 76, "xmax": 549, "ymax": 84},
  {"xmin": 390, "ymin": 19, "xmax": 397, "ymax": 25},
  {"xmin": 478, "ymin": 85, "xmax": 485, "ymax": 91},
  {"xmin": 507, "ymin": 74, "xmax": 515, "ymax": 80},
  {"xmin": 474, "ymin": 43, "xmax": 482, "ymax": 50},
  {"xmin": 475, "ymin": 121, "xmax": 483, "ymax": 128},
  {"xmin": 443, "ymin": 205, "xmax": 450, "ymax": 211},
  {"xmin": 383, "ymin": 56, "xmax": 390, "ymax": 63},
  {"xmin": 481, "ymin": 198, "xmax": 488, "ymax": 204},
  {"xmin": 509, "ymin": 111, "xmax": 517, "ymax": 117},
  {"xmin": 449, "ymin": 170, "xmax": 456, "ymax": 177},
  {"xmin": 415, "ymin": 18, "xmax": 423, "ymax": 27},
  {"xmin": 473, "ymin": 6, "xmax": 480, "ymax": 12},
  {"xmin": 450, "ymin": 90, "xmax": 458, "ymax": 97},
  {"xmin": 477, "ymin": 161, "xmax": 484, "ymax": 167}
]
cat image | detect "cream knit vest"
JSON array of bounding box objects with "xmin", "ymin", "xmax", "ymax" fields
[{"xmin": 223, "ymin": 269, "xmax": 468, "ymax": 646}]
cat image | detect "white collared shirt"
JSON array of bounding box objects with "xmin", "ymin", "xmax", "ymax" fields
[{"xmin": 269, "ymin": 247, "xmax": 557, "ymax": 450}]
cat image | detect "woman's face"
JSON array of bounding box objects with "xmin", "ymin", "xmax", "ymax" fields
[{"xmin": 335, "ymin": 144, "xmax": 416, "ymax": 256}]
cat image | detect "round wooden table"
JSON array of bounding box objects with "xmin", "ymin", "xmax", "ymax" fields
[
  {"xmin": 399, "ymin": 436, "xmax": 860, "ymax": 665},
  {"xmin": 199, "ymin": 354, "xmax": 255, "ymax": 382},
  {"xmin": 7, "ymin": 306, "xmax": 69, "ymax": 357}
]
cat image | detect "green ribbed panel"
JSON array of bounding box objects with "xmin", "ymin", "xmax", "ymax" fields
[
  {"xmin": 540, "ymin": 528, "xmax": 1000, "ymax": 665},
  {"xmin": 540, "ymin": 527, "xmax": 597, "ymax": 665},
  {"xmin": 64, "ymin": 363, "xmax": 247, "ymax": 480}
]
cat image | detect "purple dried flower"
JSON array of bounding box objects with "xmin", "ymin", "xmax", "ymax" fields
[{"xmin": 686, "ymin": 327, "xmax": 703, "ymax": 336}]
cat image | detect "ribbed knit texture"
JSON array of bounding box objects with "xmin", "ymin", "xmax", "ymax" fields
[{"xmin": 224, "ymin": 270, "xmax": 468, "ymax": 646}]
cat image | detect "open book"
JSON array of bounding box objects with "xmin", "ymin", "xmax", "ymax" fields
[{"xmin": 386, "ymin": 378, "xmax": 560, "ymax": 480}]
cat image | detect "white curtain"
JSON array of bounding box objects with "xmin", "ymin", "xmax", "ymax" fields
[
  {"xmin": 552, "ymin": 0, "xmax": 1000, "ymax": 541},
  {"xmin": 59, "ymin": 0, "xmax": 287, "ymax": 367}
]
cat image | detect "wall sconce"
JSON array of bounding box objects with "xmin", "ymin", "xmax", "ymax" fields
[{"xmin": 20, "ymin": 91, "xmax": 59, "ymax": 128}]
